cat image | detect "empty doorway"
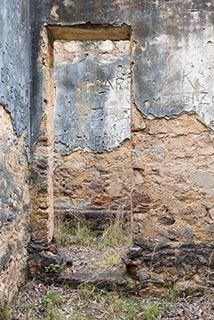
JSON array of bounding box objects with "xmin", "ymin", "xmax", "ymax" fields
[{"xmin": 52, "ymin": 27, "xmax": 132, "ymax": 230}]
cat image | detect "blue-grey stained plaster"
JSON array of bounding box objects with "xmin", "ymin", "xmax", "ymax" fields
[
  {"xmin": 30, "ymin": 0, "xmax": 214, "ymax": 148},
  {"xmin": 133, "ymin": 11, "xmax": 214, "ymax": 127},
  {"xmin": 0, "ymin": 0, "xmax": 30, "ymax": 137},
  {"xmin": 54, "ymin": 45, "xmax": 130, "ymax": 153}
]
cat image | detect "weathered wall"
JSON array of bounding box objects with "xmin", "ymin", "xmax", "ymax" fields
[
  {"xmin": 29, "ymin": 0, "xmax": 214, "ymax": 291},
  {"xmin": 54, "ymin": 40, "xmax": 130, "ymax": 153},
  {"xmin": 132, "ymin": 113, "xmax": 214, "ymax": 242},
  {"xmin": 0, "ymin": 0, "xmax": 30, "ymax": 303},
  {"xmin": 53, "ymin": 40, "xmax": 131, "ymax": 226},
  {"xmin": 30, "ymin": 1, "xmax": 214, "ymax": 145},
  {"xmin": 30, "ymin": 28, "xmax": 54, "ymax": 244},
  {"xmin": 0, "ymin": 0, "xmax": 30, "ymax": 136},
  {"xmin": 125, "ymin": 111, "xmax": 214, "ymax": 293},
  {"xmin": 0, "ymin": 106, "xmax": 30, "ymax": 302},
  {"xmin": 54, "ymin": 144, "xmax": 132, "ymax": 228}
]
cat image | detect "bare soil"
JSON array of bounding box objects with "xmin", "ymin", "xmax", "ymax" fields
[{"xmin": 9, "ymin": 241, "xmax": 214, "ymax": 320}]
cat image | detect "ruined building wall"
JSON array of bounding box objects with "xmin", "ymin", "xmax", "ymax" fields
[
  {"xmin": 28, "ymin": 0, "xmax": 214, "ymax": 291},
  {"xmin": 0, "ymin": 0, "xmax": 30, "ymax": 303},
  {"xmin": 129, "ymin": 112, "xmax": 214, "ymax": 293}
]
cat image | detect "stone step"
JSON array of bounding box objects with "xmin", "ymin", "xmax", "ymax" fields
[{"xmin": 57, "ymin": 270, "xmax": 136, "ymax": 292}]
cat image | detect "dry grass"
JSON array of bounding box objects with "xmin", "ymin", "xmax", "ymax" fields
[{"xmin": 54, "ymin": 211, "xmax": 132, "ymax": 250}]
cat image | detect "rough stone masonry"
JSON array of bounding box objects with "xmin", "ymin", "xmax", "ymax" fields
[{"xmin": 2, "ymin": 0, "xmax": 214, "ymax": 302}]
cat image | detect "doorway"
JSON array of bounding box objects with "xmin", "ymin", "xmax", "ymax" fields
[{"xmin": 52, "ymin": 34, "xmax": 132, "ymax": 230}]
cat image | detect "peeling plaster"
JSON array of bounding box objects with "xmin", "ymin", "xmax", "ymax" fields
[
  {"xmin": 53, "ymin": 40, "xmax": 131, "ymax": 154},
  {"xmin": 50, "ymin": 5, "xmax": 59, "ymax": 21},
  {"xmin": 0, "ymin": 0, "xmax": 30, "ymax": 137},
  {"xmin": 133, "ymin": 13, "xmax": 214, "ymax": 130}
]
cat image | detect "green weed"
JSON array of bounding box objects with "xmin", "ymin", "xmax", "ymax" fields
[
  {"xmin": 95, "ymin": 252, "xmax": 121, "ymax": 267},
  {"xmin": 42, "ymin": 290, "xmax": 65, "ymax": 320},
  {"xmin": 97, "ymin": 214, "xmax": 132, "ymax": 250},
  {"xmin": 140, "ymin": 301, "xmax": 163, "ymax": 320},
  {"xmin": 0, "ymin": 302, "xmax": 11, "ymax": 320},
  {"xmin": 44, "ymin": 263, "xmax": 61, "ymax": 273},
  {"xmin": 54, "ymin": 225, "xmax": 72, "ymax": 246}
]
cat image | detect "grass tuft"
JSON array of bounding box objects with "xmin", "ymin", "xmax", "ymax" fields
[
  {"xmin": 140, "ymin": 301, "xmax": 163, "ymax": 320},
  {"xmin": 0, "ymin": 302, "xmax": 11, "ymax": 320},
  {"xmin": 71, "ymin": 223, "xmax": 94, "ymax": 245},
  {"xmin": 55, "ymin": 212, "xmax": 132, "ymax": 250},
  {"xmin": 95, "ymin": 252, "xmax": 121, "ymax": 267},
  {"xmin": 42, "ymin": 290, "xmax": 65, "ymax": 320},
  {"xmin": 96, "ymin": 213, "xmax": 132, "ymax": 250},
  {"xmin": 54, "ymin": 222, "xmax": 94, "ymax": 246}
]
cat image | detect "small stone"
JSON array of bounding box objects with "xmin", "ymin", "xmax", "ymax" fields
[
  {"xmin": 151, "ymin": 274, "xmax": 165, "ymax": 286},
  {"xmin": 137, "ymin": 269, "xmax": 151, "ymax": 281},
  {"xmin": 209, "ymin": 207, "xmax": 214, "ymax": 220},
  {"xmin": 40, "ymin": 251, "xmax": 64, "ymax": 269},
  {"xmin": 58, "ymin": 250, "xmax": 73, "ymax": 267},
  {"xmin": 127, "ymin": 244, "xmax": 143, "ymax": 259},
  {"xmin": 97, "ymin": 40, "xmax": 114, "ymax": 52},
  {"xmin": 28, "ymin": 240, "xmax": 49, "ymax": 253},
  {"xmin": 182, "ymin": 225, "xmax": 194, "ymax": 242},
  {"xmin": 58, "ymin": 270, "xmax": 136, "ymax": 291},
  {"xmin": 158, "ymin": 216, "xmax": 175, "ymax": 226}
]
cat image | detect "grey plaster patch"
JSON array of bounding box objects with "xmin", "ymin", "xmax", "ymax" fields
[
  {"xmin": 0, "ymin": 0, "xmax": 30, "ymax": 136},
  {"xmin": 53, "ymin": 40, "xmax": 130, "ymax": 154},
  {"xmin": 133, "ymin": 13, "xmax": 214, "ymax": 129},
  {"xmin": 30, "ymin": 1, "xmax": 214, "ymax": 146}
]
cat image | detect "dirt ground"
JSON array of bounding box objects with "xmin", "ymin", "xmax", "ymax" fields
[
  {"xmin": 9, "ymin": 270, "xmax": 214, "ymax": 320},
  {"xmin": 7, "ymin": 226, "xmax": 214, "ymax": 320},
  {"xmin": 8, "ymin": 241, "xmax": 214, "ymax": 320}
]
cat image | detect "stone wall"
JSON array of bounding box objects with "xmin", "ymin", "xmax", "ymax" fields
[
  {"xmin": 124, "ymin": 112, "xmax": 214, "ymax": 293},
  {"xmin": 132, "ymin": 114, "xmax": 214, "ymax": 243},
  {"xmin": 6, "ymin": 0, "xmax": 214, "ymax": 302},
  {"xmin": 0, "ymin": 106, "xmax": 30, "ymax": 302},
  {"xmin": 28, "ymin": 0, "xmax": 214, "ymax": 292},
  {"xmin": 0, "ymin": 0, "xmax": 30, "ymax": 303},
  {"xmin": 53, "ymin": 143, "xmax": 132, "ymax": 228}
]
